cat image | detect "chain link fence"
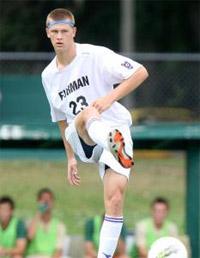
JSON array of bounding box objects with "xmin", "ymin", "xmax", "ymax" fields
[{"xmin": 0, "ymin": 52, "xmax": 199, "ymax": 125}]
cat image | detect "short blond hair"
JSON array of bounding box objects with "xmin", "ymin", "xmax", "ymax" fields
[{"xmin": 46, "ymin": 8, "xmax": 75, "ymax": 27}]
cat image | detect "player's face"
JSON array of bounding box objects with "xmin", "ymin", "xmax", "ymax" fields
[
  {"xmin": 152, "ymin": 203, "xmax": 168, "ymax": 225},
  {"xmin": 46, "ymin": 21, "xmax": 76, "ymax": 53},
  {"xmin": 0, "ymin": 203, "xmax": 13, "ymax": 224},
  {"xmin": 38, "ymin": 192, "xmax": 54, "ymax": 212}
]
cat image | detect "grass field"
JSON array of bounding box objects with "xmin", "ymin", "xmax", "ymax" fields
[{"xmin": 0, "ymin": 151, "xmax": 186, "ymax": 235}]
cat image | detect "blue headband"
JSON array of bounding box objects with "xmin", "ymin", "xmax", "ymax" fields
[{"xmin": 47, "ymin": 19, "xmax": 75, "ymax": 28}]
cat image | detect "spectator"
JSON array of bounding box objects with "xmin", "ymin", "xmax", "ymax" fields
[
  {"xmin": 26, "ymin": 188, "xmax": 66, "ymax": 258},
  {"xmin": 130, "ymin": 197, "xmax": 178, "ymax": 258},
  {"xmin": 0, "ymin": 196, "xmax": 27, "ymax": 258},
  {"xmin": 84, "ymin": 214, "xmax": 129, "ymax": 258}
]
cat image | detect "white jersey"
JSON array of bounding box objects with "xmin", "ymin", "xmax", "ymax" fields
[{"xmin": 42, "ymin": 43, "xmax": 142, "ymax": 126}]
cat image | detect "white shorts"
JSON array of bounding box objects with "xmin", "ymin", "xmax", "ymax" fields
[{"xmin": 65, "ymin": 121, "xmax": 133, "ymax": 179}]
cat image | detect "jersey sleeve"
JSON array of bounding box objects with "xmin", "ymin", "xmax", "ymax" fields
[
  {"xmin": 84, "ymin": 219, "xmax": 94, "ymax": 241},
  {"xmin": 168, "ymin": 222, "xmax": 179, "ymax": 237},
  {"xmin": 16, "ymin": 219, "xmax": 27, "ymax": 239},
  {"xmin": 135, "ymin": 221, "xmax": 147, "ymax": 247},
  {"xmin": 55, "ymin": 221, "xmax": 66, "ymax": 249},
  {"xmin": 100, "ymin": 48, "xmax": 143, "ymax": 83},
  {"xmin": 120, "ymin": 223, "xmax": 127, "ymax": 241},
  {"xmin": 41, "ymin": 75, "xmax": 66, "ymax": 123}
]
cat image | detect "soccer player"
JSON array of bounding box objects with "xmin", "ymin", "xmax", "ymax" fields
[
  {"xmin": 42, "ymin": 8, "xmax": 148, "ymax": 258},
  {"xmin": 26, "ymin": 188, "xmax": 66, "ymax": 258},
  {"xmin": 131, "ymin": 197, "xmax": 178, "ymax": 258},
  {"xmin": 0, "ymin": 196, "xmax": 27, "ymax": 258}
]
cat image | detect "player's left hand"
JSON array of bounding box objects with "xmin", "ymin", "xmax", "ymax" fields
[
  {"xmin": 91, "ymin": 95, "xmax": 114, "ymax": 113},
  {"xmin": 67, "ymin": 158, "xmax": 81, "ymax": 186}
]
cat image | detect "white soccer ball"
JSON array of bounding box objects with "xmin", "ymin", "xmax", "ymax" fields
[{"xmin": 148, "ymin": 237, "xmax": 188, "ymax": 258}]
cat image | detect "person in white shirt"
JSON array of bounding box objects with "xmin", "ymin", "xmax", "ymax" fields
[{"xmin": 42, "ymin": 8, "xmax": 148, "ymax": 258}]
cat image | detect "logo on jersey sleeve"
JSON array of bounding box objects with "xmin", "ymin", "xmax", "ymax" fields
[
  {"xmin": 121, "ymin": 61, "xmax": 133, "ymax": 69},
  {"xmin": 58, "ymin": 75, "xmax": 89, "ymax": 100}
]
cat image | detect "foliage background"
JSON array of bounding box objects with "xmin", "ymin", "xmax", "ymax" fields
[{"xmin": 0, "ymin": 0, "xmax": 199, "ymax": 52}]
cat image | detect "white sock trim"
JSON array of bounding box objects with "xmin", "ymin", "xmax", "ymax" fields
[{"xmin": 104, "ymin": 215, "xmax": 123, "ymax": 223}]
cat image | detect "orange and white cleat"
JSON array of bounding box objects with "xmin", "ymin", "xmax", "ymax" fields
[{"xmin": 108, "ymin": 129, "xmax": 134, "ymax": 168}]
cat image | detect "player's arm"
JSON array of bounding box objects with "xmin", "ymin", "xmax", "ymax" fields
[
  {"xmin": 85, "ymin": 241, "xmax": 97, "ymax": 258},
  {"xmin": 115, "ymin": 224, "xmax": 129, "ymax": 258},
  {"xmin": 135, "ymin": 222, "xmax": 148, "ymax": 258},
  {"xmin": 58, "ymin": 120, "xmax": 80, "ymax": 186},
  {"xmin": 3, "ymin": 239, "xmax": 27, "ymax": 257},
  {"xmin": 2, "ymin": 220, "xmax": 27, "ymax": 257},
  {"xmin": 92, "ymin": 66, "xmax": 148, "ymax": 113},
  {"xmin": 137, "ymin": 246, "xmax": 148, "ymax": 258},
  {"xmin": 27, "ymin": 214, "xmax": 40, "ymax": 240},
  {"xmin": 58, "ymin": 120, "xmax": 76, "ymax": 160},
  {"xmin": 0, "ymin": 239, "xmax": 26, "ymax": 258},
  {"xmin": 110, "ymin": 66, "xmax": 148, "ymax": 102},
  {"xmin": 52, "ymin": 249, "xmax": 62, "ymax": 258},
  {"xmin": 52, "ymin": 222, "xmax": 66, "ymax": 258},
  {"xmin": 115, "ymin": 239, "xmax": 127, "ymax": 256}
]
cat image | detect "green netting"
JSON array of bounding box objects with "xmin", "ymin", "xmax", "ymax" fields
[{"xmin": 0, "ymin": 75, "xmax": 50, "ymax": 125}]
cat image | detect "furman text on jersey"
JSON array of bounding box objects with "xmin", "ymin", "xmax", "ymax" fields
[{"xmin": 58, "ymin": 75, "xmax": 89, "ymax": 100}]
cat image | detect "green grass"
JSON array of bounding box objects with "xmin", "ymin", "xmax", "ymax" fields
[{"xmin": 0, "ymin": 153, "xmax": 185, "ymax": 235}]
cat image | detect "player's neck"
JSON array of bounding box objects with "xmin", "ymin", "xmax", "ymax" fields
[
  {"xmin": 154, "ymin": 221, "xmax": 163, "ymax": 229},
  {"xmin": 56, "ymin": 43, "xmax": 76, "ymax": 70},
  {"xmin": 0, "ymin": 216, "xmax": 12, "ymax": 229},
  {"xmin": 41, "ymin": 211, "xmax": 51, "ymax": 223}
]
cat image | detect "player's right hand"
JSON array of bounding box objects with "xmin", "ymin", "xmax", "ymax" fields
[
  {"xmin": 67, "ymin": 158, "xmax": 81, "ymax": 186},
  {"xmin": 0, "ymin": 247, "xmax": 6, "ymax": 257}
]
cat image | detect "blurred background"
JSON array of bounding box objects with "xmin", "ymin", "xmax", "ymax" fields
[{"xmin": 0, "ymin": 0, "xmax": 199, "ymax": 258}]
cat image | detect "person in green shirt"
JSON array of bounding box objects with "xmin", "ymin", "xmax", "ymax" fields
[
  {"xmin": 26, "ymin": 188, "xmax": 66, "ymax": 258},
  {"xmin": 0, "ymin": 196, "xmax": 27, "ymax": 258},
  {"xmin": 84, "ymin": 214, "xmax": 129, "ymax": 258},
  {"xmin": 130, "ymin": 197, "xmax": 178, "ymax": 258}
]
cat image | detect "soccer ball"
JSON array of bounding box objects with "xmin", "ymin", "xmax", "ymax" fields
[{"xmin": 148, "ymin": 237, "xmax": 188, "ymax": 258}]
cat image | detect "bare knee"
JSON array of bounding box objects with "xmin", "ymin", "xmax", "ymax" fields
[
  {"xmin": 81, "ymin": 106, "xmax": 99, "ymax": 123},
  {"xmin": 75, "ymin": 107, "xmax": 99, "ymax": 129},
  {"xmin": 74, "ymin": 106, "xmax": 100, "ymax": 144}
]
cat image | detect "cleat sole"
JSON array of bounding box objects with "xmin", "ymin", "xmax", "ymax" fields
[{"xmin": 108, "ymin": 129, "xmax": 134, "ymax": 168}]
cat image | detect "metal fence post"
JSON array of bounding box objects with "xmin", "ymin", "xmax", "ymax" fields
[{"xmin": 186, "ymin": 142, "xmax": 200, "ymax": 258}]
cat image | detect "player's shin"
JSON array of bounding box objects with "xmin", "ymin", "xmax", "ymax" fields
[{"xmin": 97, "ymin": 215, "xmax": 123, "ymax": 258}]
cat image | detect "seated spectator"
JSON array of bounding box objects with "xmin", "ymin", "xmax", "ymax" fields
[
  {"xmin": 26, "ymin": 188, "xmax": 66, "ymax": 258},
  {"xmin": 0, "ymin": 196, "xmax": 27, "ymax": 258},
  {"xmin": 84, "ymin": 214, "xmax": 129, "ymax": 258},
  {"xmin": 130, "ymin": 197, "xmax": 178, "ymax": 258}
]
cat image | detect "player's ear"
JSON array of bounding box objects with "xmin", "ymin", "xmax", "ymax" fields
[
  {"xmin": 46, "ymin": 28, "xmax": 50, "ymax": 38},
  {"xmin": 73, "ymin": 27, "xmax": 77, "ymax": 38}
]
